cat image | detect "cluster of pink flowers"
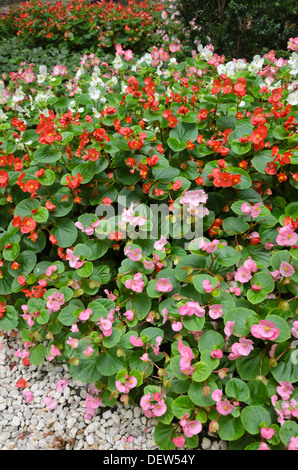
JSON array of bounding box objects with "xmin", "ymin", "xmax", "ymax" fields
[
  {"xmin": 276, "ymin": 225, "xmax": 298, "ymax": 246},
  {"xmin": 84, "ymin": 384, "xmax": 103, "ymax": 420},
  {"xmin": 124, "ymin": 272, "xmax": 145, "ymax": 293},
  {"xmin": 65, "ymin": 248, "xmax": 86, "ymax": 269},
  {"xmin": 251, "ymin": 319, "xmax": 280, "ymax": 341},
  {"xmin": 178, "ymin": 340, "xmax": 194, "ymax": 376},
  {"xmin": 197, "ymin": 237, "xmax": 220, "ymax": 253},
  {"xmin": 140, "ymin": 390, "xmax": 167, "ymax": 418},
  {"xmin": 178, "ymin": 301, "xmax": 205, "ymax": 317},
  {"xmin": 180, "ymin": 413, "xmax": 202, "ymax": 437},
  {"xmin": 241, "ymin": 202, "xmax": 262, "ymax": 218},
  {"xmin": 287, "ymin": 37, "xmax": 298, "ymax": 51},
  {"xmin": 115, "ymin": 374, "xmax": 138, "ymax": 401},
  {"xmin": 96, "ymin": 310, "xmax": 115, "ymax": 337},
  {"xmin": 234, "ymin": 258, "xmax": 258, "ymax": 284},
  {"xmin": 180, "ymin": 189, "xmax": 209, "ymax": 219},
  {"xmin": 228, "ymin": 337, "xmax": 254, "ymax": 360},
  {"xmin": 46, "ymin": 291, "xmax": 65, "ymax": 314},
  {"xmin": 212, "ymin": 389, "xmax": 235, "ymax": 416},
  {"xmin": 271, "ymin": 382, "xmax": 298, "ymax": 425},
  {"xmin": 115, "ymin": 44, "xmax": 133, "ymax": 61}
]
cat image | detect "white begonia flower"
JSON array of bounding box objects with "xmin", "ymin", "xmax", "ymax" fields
[
  {"xmin": 39, "ymin": 65, "xmax": 47, "ymax": 74},
  {"xmin": 92, "ymin": 107, "xmax": 101, "ymax": 119},
  {"xmin": 289, "ymin": 63, "xmax": 298, "ymax": 76},
  {"xmin": 88, "ymin": 86, "xmax": 100, "ymax": 100},
  {"xmin": 0, "ymin": 109, "xmax": 8, "ymax": 121},
  {"xmin": 162, "ymin": 69, "xmax": 171, "ymax": 78},
  {"xmin": 217, "ymin": 64, "xmax": 226, "ymax": 75},
  {"xmin": 37, "ymin": 74, "xmax": 46, "ymax": 84},
  {"xmin": 99, "ymin": 96, "xmax": 106, "ymax": 104},
  {"xmin": 287, "ymin": 90, "xmax": 298, "ymax": 106},
  {"xmin": 289, "ymin": 52, "xmax": 298, "ymax": 65},
  {"xmin": 248, "ymin": 62, "xmax": 258, "ymax": 73},
  {"xmin": 113, "ymin": 54, "xmax": 123, "ymax": 70},
  {"xmin": 201, "ymin": 48, "xmax": 213, "ymax": 61},
  {"xmin": 14, "ymin": 87, "xmax": 25, "ymax": 102}
]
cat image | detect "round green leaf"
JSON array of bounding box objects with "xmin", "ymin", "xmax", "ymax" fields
[{"xmin": 240, "ymin": 405, "xmax": 271, "ymax": 435}]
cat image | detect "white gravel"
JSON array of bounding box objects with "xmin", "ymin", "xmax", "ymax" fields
[{"xmin": 0, "ymin": 331, "xmax": 228, "ymax": 451}]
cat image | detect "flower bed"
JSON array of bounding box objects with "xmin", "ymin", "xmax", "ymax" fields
[{"xmin": 0, "ymin": 40, "xmax": 298, "ymax": 450}]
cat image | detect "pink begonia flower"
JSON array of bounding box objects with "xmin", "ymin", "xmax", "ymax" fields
[
  {"xmin": 243, "ymin": 258, "xmax": 258, "ymax": 272},
  {"xmin": 234, "ymin": 266, "xmax": 252, "ymax": 284},
  {"xmin": 178, "ymin": 301, "xmax": 205, "ymax": 317},
  {"xmin": 251, "ymin": 320, "xmax": 280, "ymax": 341},
  {"xmin": 66, "ymin": 337, "xmax": 79, "ymax": 348},
  {"xmin": 154, "ymin": 236, "xmax": 168, "ymax": 251},
  {"xmin": 104, "ymin": 289, "xmax": 117, "ymax": 300},
  {"xmin": 21, "ymin": 312, "xmax": 34, "ymax": 327},
  {"xmin": 123, "ymin": 310, "xmax": 134, "ymax": 321},
  {"xmin": 143, "ymin": 259, "xmax": 154, "ymax": 270},
  {"xmin": 224, "ymin": 320, "xmax": 234, "ymax": 337},
  {"xmin": 211, "ymin": 349, "xmax": 223, "ymax": 359},
  {"xmin": 288, "ymin": 436, "xmax": 298, "ymax": 450},
  {"xmin": 116, "ymin": 376, "xmax": 137, "ymax": 394},
  {"xmin": 211, "ymin": 389, "xmax": 223, "ymax": 403},
  {"xmin": 48, "ymin": 344, "xmax": 61, "ymax": 361},
  {"xmin": 79, "ymin": 308, "xmax": 93, "ymax": 321},
  {"xmin": 85, "ymin": 394, "xmax": 102, "ymax": 410},
  {"xmin": 121, "ymin": 203, "xmax": 146, "ymax": 227},
  {"xmin": 173, "ymin": 436, "xmax": 185, "ymax": 448},
  {"xmin": 276, "ymin": 381, "xmax": 294, "ymax": 400},
  {"xmin": 183, "ymin": 420, "xmax": 202, "ymax": 437},
  {"xmin": 140, "ymin": 352, "xmax": 150, "ymax": 362},
  {"xmin": 127, "ymin": 248, "xmax": 143, "ymax": 262},
  {"xmin": 231, "ymin": 337, "xmax": 254, "ymax": 357},
  {"xmin": 261, "ymin": 427, "xmax": 275, "ymax": 440},
  {"xmin": 291, "ymin": 321, "xmax": 298, "ymax": 338},
  {"xmin": 83, "ymin": 345, "xmax": 95, "ymax": 357},
  {"xmin": 124, "ymin": 49, "xmax": 133, "ymax": 61},
  {"xmin": 209, "ymin": 304, "xmax": 223, "ymax": 320},
  {"xmin": 258, "ymin": 442, "xmax": 271, "ymax": 450},
  {"xmin": 250, "ymin": 202, "xmax": 262, "ymax": 218},
  {"xmin": 46, "ymin": 265, "xmax": 57, "ymax": 277},
  {"xmin": 129, "ymin": 335, "xmax": 144, "ymax": 347},
  {"xmin": 56, "ymin": 380, "xmax": 68, "ymax": 393},
  {"xmin": 241, "ymin": 202, "xmax": 251, "ymax": 215},
  {"xmin": 155, "ymin": 278, "xmax": 173, "ymax": 293},
  {"xmin": 180, "ymin": 189, "xmax": 208, "ymax": 206},
  {"xmin": 151, "ymin": 399, "xmax": 167, "ymax": 416},
  {"xmin": 65, "ymin": 248, "xmax": 85, "ymax": 269},
  {"xmin": 44, "ymin": 397, "xmax": 57, "ymax": 410},
  {"xmin": 202, "ymin": 279, "xmax": 214, "ymax": 293},
  {"xmin": 216, "ymin": 399, "xmax": 235, "ymax": 416},
  {"xmin": 279, "ymin": 261, "xmax": 295, "ymax": 277},
  {"xmin": 140, "ymin": 393, "xmax": 153, "ymax": 411},
  {"xmin": 23, "ymin": 390, "xmax": 34, "ymax": 403},
  {"xmin": 14, "ymin": 348, "xmax": 30, "ymax": 359},
  {"xmin": 97, "ymin": 317, "xmax": 112, "ymax": 337},
  {"xmin": 171, "ymin": 320, "xmax": 183, "ymax": 331},
  {"xmin": 70, "ymin": 323, "xmax": 79, "ymax": 332},
  {"xmin": 265, "ymin": 242, "xmax": 274, "ymax": 250},
  {"xmin": 46, "ymin": 291, "xmax": 65, "ymax": 313},
  {"xmin": 124, "ymin": 273, "xmax": 145, "ymax": 293},
  {"xmin": 276, "ymin": 225, "xmax": 298, "ymax": 246},
  {"xmin": 252, "ymin": 284, "xmax": 262, "ymax": 291},
  {"xmin": 84, "ymin": 408, "xmax": 95, "ymax": 420}
]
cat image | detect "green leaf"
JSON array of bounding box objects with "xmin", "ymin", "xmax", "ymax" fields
[
  {"xmin": 217, "ymin": 416, "xmax": 245, "ymax": 441},
  {"xmin": 96, "ymin": 349, "xmax": 126, "ymax": 376},
  {"xmin": 29, "ymin": 344, "xmax": 46, "ymax": 365},
  {"xmin": 181, "ymin": 315, "xmax": 205, "ymax": 332},
  {"xmin": 279, "ymin": 421, "xmax": 298, "ymax": 446},
  {"xmin": 0, "ymin": 305, "xmax": 18, "ymax": 330},
  {"xmin": 226, "ymin": 378, "xmax": 250, "ymax": 402},
  {"xmin": 224, "ymin": 307, "xmax": 256, "ymax": 336},
  {"xmin": 236, "ymin": 349, "xmax": 270, "ymax": 380},
  {"xmin": 167, "ymin": 137, "xmax": 187, "ymax": 152},
  {"xmin": 172, "ymin": 396, "xmax": 194, "ymax": 419},
  {"xmin": 192, "ymin": 361, "xmax": 211, "ymax": 382},
  {"xmin": 188, "ymin": 378, "xmax": 218, "ymax": 407},
  {"xmin": 154, "ymin": 423, "xmax": 176, "ymax": 450},
  {"xmin": 51, "ymin": 218, "xmax": 78, "ymax": 248},
  {"xmin": 69, "ymin": 355, "xmax": 102, "ymax": 383},
  {"xmin": 3, "ymin": 242, "xmax": 20, "ymax": 261},
  {"xmin": 58, "ymin": 304, "xmax": 78, "ymax": 326},
  {"xmin": 222, "ymin": 217, "xmax": 250, "ymax": 234},
  {"xmin": 102, "ymin": 328, "xmax": 122, "ymax": 348},
  {"xmin": 240, "ymin": 405, "xmax": 271, "ymax": 435},
  {"xmin": 33, "ymin": 145, "xmax": 61, "ymax": 163}
]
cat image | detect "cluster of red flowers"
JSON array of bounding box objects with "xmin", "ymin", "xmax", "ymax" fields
[
  {"xmin": 36, "ymin": 110, "xmax": 62, "ymax": 145},
  {"xmin": 12, "ymin": 215, "xmax": 36, "ymax": 234},
  {"xmin": 211, "ymin": 75, "xmax": 247, "ymax": 98}
]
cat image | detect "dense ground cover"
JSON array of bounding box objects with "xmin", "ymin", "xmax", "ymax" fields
[{"xmin": 0, "ymin": 0, "xmax": 298, "ymax": 451}]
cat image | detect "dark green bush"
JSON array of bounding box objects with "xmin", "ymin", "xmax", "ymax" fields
[{"xmin": 177, "ymin": 0, "xmax": 298, "ymax": 60}]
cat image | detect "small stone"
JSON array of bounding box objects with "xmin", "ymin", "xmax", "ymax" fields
[
  {"xmin": 211, "ymin": 441, "xmax": 220, "ymax": 450},
  {"xmin": 201, "ymin": 437, "xmax": 211, "ymax": 450},
  {"xmin": 102, "ymin": 410, "xmax": 112, "ymax": 420}
]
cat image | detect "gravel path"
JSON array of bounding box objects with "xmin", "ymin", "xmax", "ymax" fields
[{"xmin": 0, "ymin": 330, "xmax": 228, "ymax": 451}]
